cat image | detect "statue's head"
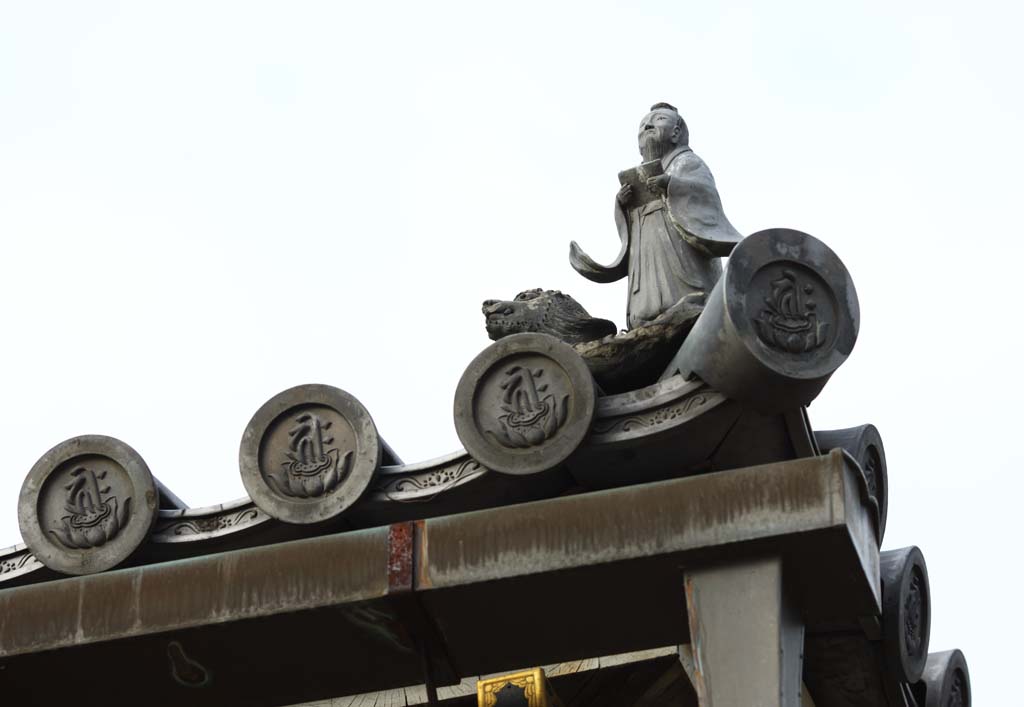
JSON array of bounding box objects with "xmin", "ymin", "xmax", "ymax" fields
[{"xmin": 638, "ymin": 102, "xmax": 688, "ymax": 161}]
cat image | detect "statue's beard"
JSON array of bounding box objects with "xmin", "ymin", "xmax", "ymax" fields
[{"xmin": 639, "ymin": 132, "xmax": 673, "ymax": 162}]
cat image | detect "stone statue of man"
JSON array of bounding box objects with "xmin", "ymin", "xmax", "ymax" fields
[{"xmin": 570, "ymin": 103, "xmax": 742, "ymax": 330}]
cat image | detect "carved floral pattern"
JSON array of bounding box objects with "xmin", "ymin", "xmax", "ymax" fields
[
  {"xmin": 0, "ymin": 552, "xmax": 39, "ymax": 577},
  {"xmin": 154, "ymin": 508, "xmax": 265, "ymax": 539},
  {"xmin": 592, "ymin": 394, "xmax": 711, "ymax": 435},
  {"xmin": 372, "ymin": 459, "xmax": 485, "ymax": 502}
]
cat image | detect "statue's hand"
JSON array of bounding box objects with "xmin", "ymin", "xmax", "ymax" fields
[
  {"xmin": 616, "ymin": 184, "xmax": 633, "ymax": 206},
  {"xmin": 646, "ymin": 174, "xmax": 671, "ymax": 195}
]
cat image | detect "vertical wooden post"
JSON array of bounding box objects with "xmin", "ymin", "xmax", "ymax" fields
[{"xmin": 685, "ymin": 557, "xmax": 805, "ymax": 707}]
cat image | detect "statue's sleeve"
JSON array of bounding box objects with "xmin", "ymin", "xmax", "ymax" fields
[
  {"xmin": 665, "ymin": 152, "xmax": 742, "ymax": 257},
  {"xmin": 569, "ymin": 198, "xmax": 630, "ymax": 283}
]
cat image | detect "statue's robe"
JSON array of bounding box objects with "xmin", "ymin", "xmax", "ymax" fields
[{"xmin": 570, "ymin": 145, "xmax": 742, "ymax": 329}]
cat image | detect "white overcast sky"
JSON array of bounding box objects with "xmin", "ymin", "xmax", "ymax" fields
[{"xmin": 1, "ymin": 1, "xmax": 1019, "ymax": 700}]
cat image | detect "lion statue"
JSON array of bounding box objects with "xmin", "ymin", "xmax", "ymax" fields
[
  {"xmin": 483, "ymin": 289, "xmax": 616, "ymax": 344},
  {"xmin": 481, "ymin": 289, "xmax": 704, "ymax": 393}
]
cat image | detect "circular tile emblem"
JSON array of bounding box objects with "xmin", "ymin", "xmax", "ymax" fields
[
  {"xmin": 881, "ymin": 545, "xmax": 931, "ymax": 685},
  {"xmin": 679, "ymin": 228, "xmax": 860, "ymax": 412},
  {"xmin": 239, "ymin": 384, "xmax": 381, "ymax": 524},
  {"xmin": 18, "ymin": 435, "xmax": 158, "ymax": 575},
  {"xmin": 727, "ymin": 228, "xmax": 859, "ymax": 380},
  {"xmin": 454, "ymin": 333, "xmax": 597, "ymax": 475}
]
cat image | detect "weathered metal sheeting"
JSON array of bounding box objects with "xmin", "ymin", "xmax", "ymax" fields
[
  {"xmin": 0, "ymin": 453, "xmax": 879, "ymax": 706},
  {"xmin": 421, "ymin": 449, "xmax": 876, "ymax": 599},
  {"xmin": 0, "ymin": 524, "xmax": 391, "ymax": 659},
  {"xmin": 418, "ymin": 450, "xmax": 880, "ymax": 681}
]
